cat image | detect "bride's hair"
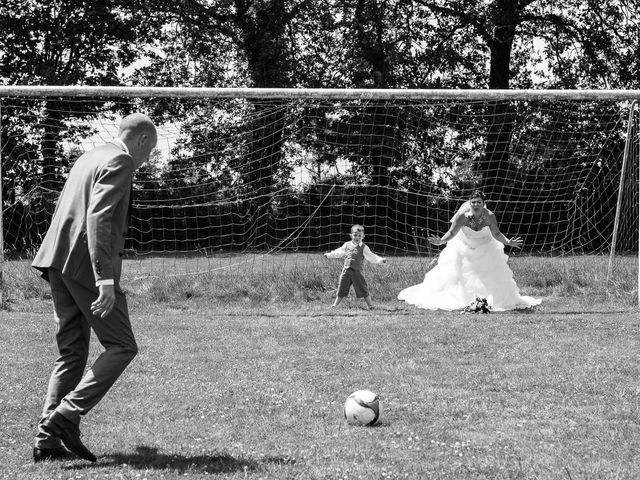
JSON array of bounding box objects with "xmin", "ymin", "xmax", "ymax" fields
[
  {"xmin": 451, "ymin": 190, "xmax": 490, "ymax": 223},
  {"xmin": 469, "ymin": 189, "xmax": 485, "ymax": 201}
]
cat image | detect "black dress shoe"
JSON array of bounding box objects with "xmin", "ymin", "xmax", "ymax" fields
[
  {"xmin": 33, "ymin": 446, "xmax": 75, "ymax": 462},
  {"xmin": 41, "ymin": 411, "xmax": 97, "ymax": 462}
]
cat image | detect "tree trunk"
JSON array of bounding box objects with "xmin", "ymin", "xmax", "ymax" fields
[
  {"xmin": 353, "ymin": 0, "xmax": 399, "ymax": 241},
  {"xmin": 236, "ymin": 0, "xmax": 290, "ymax": 249},
  {"xmin": 40, "ymin": 104, "xmax": 67, "ymax": 210},
  {"xmin": 483, "ymin": 6, "xmax": 517, "ymax": 201}
]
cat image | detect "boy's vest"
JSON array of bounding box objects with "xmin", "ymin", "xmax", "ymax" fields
[{"xmin": 343, "ymin": 242, "xmax": 365, "ymax": 271}]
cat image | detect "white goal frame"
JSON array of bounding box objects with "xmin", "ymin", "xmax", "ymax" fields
[{"xmin": 1, "ymin": 87, "xmax": 639, "ymax": 306}]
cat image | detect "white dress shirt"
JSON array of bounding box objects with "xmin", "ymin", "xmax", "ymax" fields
[{"xmin": 325, "ymin": 241, "xmax": 385, "ymax": 264}]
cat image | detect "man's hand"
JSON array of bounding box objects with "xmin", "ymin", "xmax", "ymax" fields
[{"xmin": 91, "ymin": 284, "xmax": 116, "ymax": 318}]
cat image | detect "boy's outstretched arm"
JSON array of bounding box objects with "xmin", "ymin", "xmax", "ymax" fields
[
  {"xmin": 324, "ymin": 242, "xmax": 348, "ymax": 259},
  {"xmin": 363, "ymin": 245, "xmax": 386, "ymax": 264}
]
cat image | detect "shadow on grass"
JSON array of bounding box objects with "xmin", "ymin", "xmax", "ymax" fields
[{"xmin": 65, "ymin": 445, "xmax": 260, "ymax": 474}]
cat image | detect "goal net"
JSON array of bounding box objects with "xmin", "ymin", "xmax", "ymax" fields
[{"xmin": 1, "ymin": 88, "xmax": 638, "ymax": 299}]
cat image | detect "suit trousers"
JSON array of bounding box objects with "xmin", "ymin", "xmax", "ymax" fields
[{"xmin": 35, "ymin": 268, "xmax": 137, "ymax": 448}]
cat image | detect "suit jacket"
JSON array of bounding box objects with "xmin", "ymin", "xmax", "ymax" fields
[{"xmin": 32, "ymin": 142, "xmax": 134, "ymax": 289}]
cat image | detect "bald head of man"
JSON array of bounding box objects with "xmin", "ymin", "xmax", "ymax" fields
[{"xmin": 117, "ymin": 113, "xmax": 158, "ymax": 169}]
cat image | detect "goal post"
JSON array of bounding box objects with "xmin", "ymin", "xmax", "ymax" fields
[
  {"xmin": 608, "ymin": 101, "xmax": 638, "ymax": 278},
  {"xmin": 1, "ymin": 87, "xmax": 639, "ymax": 305}
]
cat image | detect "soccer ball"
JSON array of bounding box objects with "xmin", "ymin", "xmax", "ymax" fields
[{"xmin": 344, "ymin": 389, "xmax": 380, "ymax": 426}]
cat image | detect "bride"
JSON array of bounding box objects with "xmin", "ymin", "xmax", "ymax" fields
[{"xmin": 398, "ymin": 190, "xmax": 541, "ymax": 311}]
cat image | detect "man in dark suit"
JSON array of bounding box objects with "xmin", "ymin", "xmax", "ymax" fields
[{"xmin": 31, "ymin": 113, "xmax": 157, "ymax": 462}]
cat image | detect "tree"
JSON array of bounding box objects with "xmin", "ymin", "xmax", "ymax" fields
[
  {"xmin": 0, "ymin": 0, "xmax": 161, "ymax": 249},
  {"xmin": 133, "ymin": 0, "xmax": 322, "ymax": 248},
  {"xmin": 532, "ymin": 0, "xmax": 640, "ymax": 89},
  {"xmin": 409, "ymin": 0, "xmax": 636, "ymax": 198}
]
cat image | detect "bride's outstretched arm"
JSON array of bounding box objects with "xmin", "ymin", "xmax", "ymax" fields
[
  {"xmin": 428, "ymin": 217, "xmax": 464, "ymax": 246},
  {"xmin": 488, "ymin": 213, "xmax": 522, "ymax": 248}
]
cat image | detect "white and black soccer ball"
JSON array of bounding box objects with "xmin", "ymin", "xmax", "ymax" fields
[{"xmin": 344, "ymin": 389, "xmax": 380, "ymax": 426}]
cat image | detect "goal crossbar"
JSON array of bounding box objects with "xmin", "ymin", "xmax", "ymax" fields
[{"xmin": 2, "ymin": 86, "xmax": 640, "ymax": 101}]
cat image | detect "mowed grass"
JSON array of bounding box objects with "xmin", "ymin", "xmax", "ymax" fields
[
  {"xmin": 1, "ymin": 253, "xmax": 639, "ymax": 479},
  {"xmin": 3, "ymin": 251, "xmax": 635, "ymax": 309}
]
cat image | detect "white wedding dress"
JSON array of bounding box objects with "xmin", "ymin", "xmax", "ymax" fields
[{"xmin": 398, "ymin": 225, "xmax": 541, "ymax": 311}]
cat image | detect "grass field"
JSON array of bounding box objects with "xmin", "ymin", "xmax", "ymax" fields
[{"xmin": 1, "ymin": 254, "xmax": 639, "ymax": 479}]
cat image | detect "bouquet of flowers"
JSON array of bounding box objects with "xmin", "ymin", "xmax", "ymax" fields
[{"xmin": 461, "ymin": 297, "xmax": 493, "ymax": 314}]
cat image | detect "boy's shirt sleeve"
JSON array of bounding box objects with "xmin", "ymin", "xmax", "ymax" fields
[
  {"xmin": 363, "ymin": 244, "xmax": 385, "ymax": 264},
  {"xmin": 325, "ymin": 242, "xmax": 348, "ymax": 258}
]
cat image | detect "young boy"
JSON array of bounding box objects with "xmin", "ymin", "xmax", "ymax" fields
[{"xmin": 324, "ymin": 224, "xmax": 386, "ymax": 309}]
